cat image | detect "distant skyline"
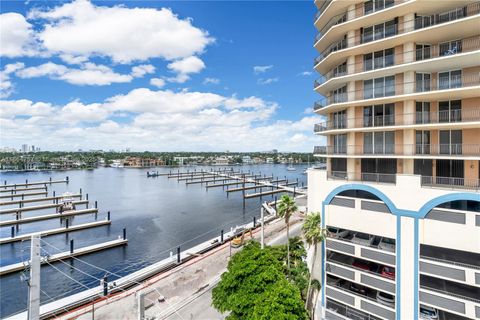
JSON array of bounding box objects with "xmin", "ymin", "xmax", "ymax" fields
[{"xmin": 0, "ymin": 0, "xmax": 326, "ymax": 152}]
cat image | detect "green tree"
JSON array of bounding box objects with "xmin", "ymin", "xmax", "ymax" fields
[
  {"xmin": 212, "ymin": 241, "xmax": 307, "ymax": 320},
  {"xmin": 277, "ymin": 195, "xmax": 297, "ymax": 271},
  {"xmin": 302, "ymin": 212, "xmax": 327, "ymax": 310},
  {"xmin": 309, "ymin": 279, "xmax": 321, "ymax": 319}
]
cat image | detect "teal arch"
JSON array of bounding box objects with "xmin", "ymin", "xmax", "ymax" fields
[{"xmin": 418, "ymin": 192, "xmax": 480, "ymax": 218}]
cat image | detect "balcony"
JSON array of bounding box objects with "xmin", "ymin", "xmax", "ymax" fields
[
  {"xmin": 326, "ymin": 299, "xmax": 383, "ymax": 320},
  {"xmin": 315, "ymin": 144, "xmax": 480, "ymax": 157},
  {"xmin": 315, "ymin": 37, "xmax": 480, "ymax": 87},
  {"xmin": 314, "ymin": 109, "xmax": 480, "ymax": 133},
  {"xmin": 314, "ymin": 2, "xmax": 480, "ymax": 67},
  {"xmin": 314, "ymin": 74, "xmax": 480, "ymax": 111},
  {"xmin": 327, "ymin": 171, "xmax": 397, "ymax": 184},
  {"xmin": 421, "ymin": 176, "xmax": 480, "ymax": 191}
]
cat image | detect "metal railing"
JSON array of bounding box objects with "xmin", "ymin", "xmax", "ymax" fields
[
  {"xmin": 326, "ymin": 299, "xmax": 383, "ymax": 320},
  {"xmin": 420, "ymin": 255, "xmax": 480, "ymax": 271},
  {"xmin": 313, "ymin": 2, "xmax": 480, "ymax": 66},
  {"xmin": 315, "ymin": 74, "xmax": 480, "ymax": 109},
  {"xmin": 316, "ymin": 144, "xmax": 480, "ymax": 156},
  {"xmin": 314, "ymin": 109, "xmax": 480, "ymax": 132},
  {"xmin": 315, "ymin": 36, "xmax": 480, "ymax": 85},
  {"xmin": 421, "ymin": 176, "xmax": 480, "ymax": 191},
  {"xmin": 420, "ymin": 285, "xmax": 480, "ymax": 304},
  {"xmin": 327, "ymin": 255, "xmax": 396, "ymax": 280},
  {"xmin": 327, "ymin": 171, "xmax": 397, "ymax": 184},
  {"xmin": 315, "ymin": 0, "xmax": 333, "ymax": 21}
]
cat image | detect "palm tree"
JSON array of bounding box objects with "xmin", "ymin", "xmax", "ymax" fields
[
  {"xmin": 277, "ymin": 194, "xmax": 297, "ymax": 271},
  {"xmin": 302, "ymin": 212, "xmax": 326, "ymax": 310},
  {"xmin": 309, "ymin": 279, "xmax": 321, "ymax": 319}
]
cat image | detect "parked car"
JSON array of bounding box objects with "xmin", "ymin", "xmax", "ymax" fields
[
  {"xmin": 327, "ymin": 275, "xmax": 345, "ymax": 287},
  {"xmin": 379, "ymin": 237, "xmax": 396, "ymax": 252},
  {"xmin": 327, "ymin": 227, "xmax": 349, "ymax": 239},
  {"xmin": 349, "ymin": 283, "xmax": 368, "ymax": 296},
  {"xmin": 420, "ymin": 305, "xmax": 439, "ymax": 320},
  {"xmin": 352, "ymin": 259, "xmax": 371, "ymax": 271},
  {"xmin": 376, "ymin": 291, "xmax": 395, "ymax": 308},
  {"xmin": 352, "ymin": 232, "xmax": 375, "ymax": 246},
  {"xmin": 380, "ymin": 265, "xmax": 395, "ymax": 280}
]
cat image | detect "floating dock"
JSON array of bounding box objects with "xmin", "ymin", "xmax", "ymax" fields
[
  {"xmin": 0, "ymin": 200, "xmax": 89, "ymax": 215},
  {"xmin": 0, "ymin": 194, "xmax": 82, "ymax": 206},
  {"xmin": 0, "ymin": 220, "xmax": 111, "ymax": 244},
  {"xmin": 0, "ymin": 238, "xmax": 127, "ymax": 276},
  {"xmin": 0, "ymin": 191, "xmax": 48, "ymax": 199},
  {"xmin": 1, "ymin": 177, "xmax": 68, "ymax": 189},
  {"xmin": 0, "ymin": 186, "xmax": 47, "ymax": 193},
  {"xmin": 0, "ymin": 208, "xmax": 99, "ymax": 227}
]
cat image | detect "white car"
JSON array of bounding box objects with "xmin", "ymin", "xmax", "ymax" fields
[
  {"xmin": 420, "ymin": 305, "xmax": 439, "ymax": 320},
  {"xmin": 379, "ymin": 237, "xmax": 396, "ymax": 252},
  {"xmin": 376, "ymin": 291, "xmax": 395, "ymax": 308},
  {"xmin": 352, "ymin": 232, "xmax": 375, "ymax": 246}
]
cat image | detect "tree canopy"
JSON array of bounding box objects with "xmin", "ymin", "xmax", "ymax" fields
[{"xmin": 212, "ymin": 241, "xmax": 308, "ymax": 320}]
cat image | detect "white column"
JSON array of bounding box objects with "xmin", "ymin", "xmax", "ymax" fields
[
  {"xmin": 347, "ymin": 4, "xmax": 356, "ymax": 21},
  {"xmin": 399, "ymin": 216, "xmax": 416, "ymax": 320},
  {"xmin": 27, "ymin": 234, "xmax": 41, "ymax": 320}
]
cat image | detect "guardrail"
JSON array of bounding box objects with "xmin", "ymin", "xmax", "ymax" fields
[
  {"xmin": 327, "ymin": 171, "xmax": 397, "ymax": 184},
  {"xmin": 313, "ymin": 2, "xmax": 480, "ymax": 66},
  {"xmin": 315, "ymin": 36, "xmax": 480, "ymax": 85},
  {"xmin": 421, "ymin": 176, "xmax": 480, "ymax": 191},
  {"xmin": 316, "ymin": 144, "xmax": 480, "ymax": 156},
  {"xmin": 313, "ymin": 109, "xmax": 480, "ymax": 131},
  {"xmin": 420, "ymin": 285, "xmax": 480, "ymax": 304},
  {"xmin": 420, "ymin": 255, "xmax": 480, "ymax": 271}
]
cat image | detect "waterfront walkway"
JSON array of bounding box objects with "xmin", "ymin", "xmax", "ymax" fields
[{"xmin": 64, "ymin": 213, "xmax": 305, "ymax": 320}]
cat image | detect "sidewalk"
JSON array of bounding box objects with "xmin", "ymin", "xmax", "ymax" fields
[{"xmin": 66, "ymin": 213, "xmax": 304, "ymax": 320}]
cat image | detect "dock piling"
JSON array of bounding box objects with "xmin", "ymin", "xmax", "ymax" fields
[
  {"xmin": 107, "ymin": 211, "xmax": 111, "ymax": 220},
  {"xmin": 95, "ymin": 201, "xmax": 98, "ymax": 209},
  {"xmin": 70, "ymin": 239, "xmax": 74, "ymax": 254},
  {"xmin": 10, "ymin": 226, "xmax": 14, "ymax": 238},
  {"xmin": 221, "ymin": 230, "xmax": 224, "ymax": 244},
  {"xmin": 103, "ymin": 276, "xmax": 108, "ymax": 296},
  {"xmin": 177, "ymin": 247, "xmax": 181, "ymax": 263},
  {"xmin": 66, "ymin": 176, "xmax": 69, "ymax": 184},
  {"xmin": 253, "ymin": 216, "xmax": 256, "ymax": 227},
  {"xmin": 66, "ymin": 219, "xmax": 69, "ymax": 229},
  {"xmin": 123, "ymin": 228, "xmax": 126, "ymax": 240}
]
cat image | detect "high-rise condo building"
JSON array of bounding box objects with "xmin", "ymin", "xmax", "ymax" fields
[{"xmin": 309, "ymin": 1, "xmax": 480, "ymax": 319}]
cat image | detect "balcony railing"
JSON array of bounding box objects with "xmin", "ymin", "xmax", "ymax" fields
[
  {"xmin": 315, "ymin": 74, "xmax": 480, "ymax": 110},
  {"xmin": 314, "ymin": 109, "xmax": 480, "ymax": 132},
  {"xmin": 315, "ymin": 0, "xmax": 333, "ymax": 21},
  {"xmin": 313, "ymin": 2, "xmax": 480, "ymax": 67},
  {"xmin": 327, "ymin": 171, "xmax": 397, "ymax": 184},
  {"xmin": 326, "ymin": 299, "xmax": 382, "ymax": 320},
  {"xmin": 315, "ymin": 37, "xmax": 480, "ymax": 86},
  {"xmin": 315, "ymin": 144, "xmax": 480, "ymax": 156},
  {"xmin": 421, "ymin": 176, "xmax": 480, "ymax": 191}
]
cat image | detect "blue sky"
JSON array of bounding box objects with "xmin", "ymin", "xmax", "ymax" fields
[{"xmin": 0, "ymin": 0, "xmax": 325, "ymax": 152}]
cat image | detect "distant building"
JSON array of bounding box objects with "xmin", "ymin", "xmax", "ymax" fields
[
  {"xmin": 242, "ymin": 156, "xmax": 253, "ymax": 164},
  {"xmin": 21, "ymin": 144, "xmax": 28, "ymax": 153},
  {"xmin": 123, "ymin": 157, "xmax": 165, "ymax": 168},
  {"xmin": 213, "ymin": 157, "xmax": 229, "ymax": 166},
  {"xmin": 266, "ymin": 157, "xmax": 274, "ymax": 164}
]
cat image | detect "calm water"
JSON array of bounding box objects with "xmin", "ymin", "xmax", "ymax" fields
[{"xmin": 0, "ymin": 164, "xmax": 308, "ymax": 317}]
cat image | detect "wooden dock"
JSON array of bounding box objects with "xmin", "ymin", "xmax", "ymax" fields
[
  {"xmin": 0, "ymin": 208, "xmax": 99, "ymax": 227},
  {"xmin": 244, "ymin": 189, "xmax": 289, "ymax": 199},
  {"xmin": 205, "ymin": 181, "xmax": 253, "ymax": 188},
  {"xmin": 226, "ymin": 184, "xmax": 270, "ymax": 193},
  {"xmin": 0, "ymin": 220, "xmax": 111, "ymax": 244},
  {"xmin": 0, "ymin": 186, "xmax": 47, "ymax": 193},
  {"xmin": 0, "ymin": 194, "xmax": 82, "ymax": 206},
  {"xmin": 0, "ymin": 238, "xmax": 127, "ymax": 276},
  {"xmin": 0, "ymin": 200, "xmax": 89, "ymax": 215},
  {"xmin": 0, "ymin": 191, "xmax": 48, "ymax": 199},
  {"xmin": 1, "ymin": 178, "xmax": 68, "ymax": 189}
]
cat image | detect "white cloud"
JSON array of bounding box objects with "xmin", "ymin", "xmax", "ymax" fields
[
  {"xmin": 131, "ymin": 64, "xmax": 155, "ymax": 78},
  {"xmin": 0, "ymin": 63, "xmax": 25, "ymax": 98},
  {"xmin": 299, "ymin": 71, "xmax": 312, "ymax": 76},
  {"xmin": 16, "ymin": 62, "xmax": 134, "ymax": 86},
  {"xmin": 150, "ymin": 78, "xmax": 166, "ymax": 88},
  {"xmin": 253, "ymin": 65, "xmax": 273, "ymax": 74},
  {"xmin": 203, "ymin": 77, "xmax": 220, "ymax": 85},
  {"xmin": 0, "ymin": 87, "xmax": 322, "ymax": 151},
  {"xmin": 257, "ymin": 77, "xmax": 279, "ymax": 85},
  {"xmin": 0, "ymin": 13, "xmax": 37, "ymax": 57},
  {"xmin": 166, "ymin": 56, "xmax": 205, "ymax": 83},
  {"xmin": 303, "ymin": 107, "xmax": 313, "ymax": 114},
  {"xmin": 28, "ymin": 0, "xmax": 214, "ymax": 63}
]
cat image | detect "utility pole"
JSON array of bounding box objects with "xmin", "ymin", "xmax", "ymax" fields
[
  {"xmin": 261, "ymin": 203, "xmax": 265, "ymax": 249},
  {"xmin": 137, "ymin": 292, "xmax": 145, "ymax": 320},
  {"xmin": 28, "ymin": 234, "xmax": 41, "ymax": 320}
]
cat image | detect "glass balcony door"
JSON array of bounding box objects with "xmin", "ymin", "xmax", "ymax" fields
[
  {"xmin": 439, "ymin": 100, "xmax": 462, "ymax": 123},
  {"xmin": 416, "ymin": 101, "xmax": 430, "ymax": 124},
  {"xmin": 416, "ymin": 73, "xmax": 431, "ymax": 92},
  {"xmin": 439, "ymin": 130, "xmax": 462, "ymax": 155},
  {"xmin": 438, "ymin": 70, "xmax": 462, "ymax": 90}
]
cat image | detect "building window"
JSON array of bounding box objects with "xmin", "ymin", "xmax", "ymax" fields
[
  {"xmin": 332, "ymin": 110, "xmax": 347, "ymax": 129},
  {"xmin": 416, "ymin": 101, "xmax": 430, "ymax": 124},
  {"xmin": 364, "ymin": 0, "xmax": 395, "ymax": 15},
  {"xmin": 361, "ymin": 19, "xmax": 397, "ymax": 44},
  {"xmin": 331, "ymin": 86, "xmax": 347, "ymax": 103},
  {"xmin": 438, "ymin": 70, "xmax": 462, "ymax": 89},
  {"xmin": 436, "ymin": 159, "xmax": 464, "ymax": 179},
  {"xmin": 364, "ymin": 76, "xmax": 395, "ymax": 99},
  {"xmin": 439, "ymin": 39, "xmax": 462, "ymax": 56},
  {"xmin": 415, "ymin": 130, "xmax": 431, "ymax": 154},
  {"xmin": 332, "ymin": 61, "xmax": 347, "ymax": 77},
  {"xmin": 416, "ymin": 73, "xmax": 431, "ymax": 92},
  {"xmin": 415, "ymin": 44, "xmax": 431, "ymax": 61},
  {"xmin": 333, "ymin": 134, "xmax": 347, "ymax": 154},
  {"xmin": 363, "ymin": 104, "xmax": 394, "ymax": 127},
  {"xmin": 439, "ymin": 130, "xmax": 462, "ymax": 154},
  {"xmin": 364, "ymin": 131, "xmax": 395, "ymax": 154},
  {"xmin": 439, "ymin": 100, "xmax": 462, "ymax": 123},
  {"xmin": 364, "ymin": 48, "xmax": 394, "ymax": 71}
]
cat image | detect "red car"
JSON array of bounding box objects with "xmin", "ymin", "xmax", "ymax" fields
[
  {"xmin": 352, "ymin": 259, "xmax": 371, "ymax": 271},
  {"xmin": 380, "ymin": 265, "xmax": 395, "ymax": 280}
]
